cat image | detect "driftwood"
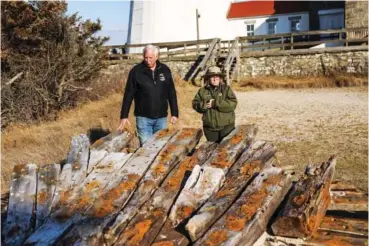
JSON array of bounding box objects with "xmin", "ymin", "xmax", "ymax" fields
[
  {"xmin": 186, "ymin": 141, "xmax": 276, "ymax": 242},
  {"xmin": 169, "ymin": 125, "xmax": 257, "ymax": 227},
  {"xmin": 2, "ymin": 164, "xmax": 38, "ymax": 246},
  {"xmin": 24, "ymin": 153, "xmax": 132, "ymax": 246},
  {"xmin": 271, "ymin": 156, "xmax": 336, "ymax": 238},
  {"xmin": 50, "ymin": 134, "xmax": 90, "ymax": 212},
  {"xmin": 88, "ymin": 131, "xmax": 133, "ymax": 173},
  {"xmin": 111, "ymin": 142, "xmax": 217, "ymax": 246},
  {"xmin": 92, "ymin": 128, "xmax": 202, "ymax": 245},
  {"xmin": 28, "ymin": 129, "xmax": 177, "ymax": 245},
  {"xmin": 35, "ymin": 164, "xmax": 61, "ymax": 229},
  {"xmin": 195, "ymin": 167, "xmax": 292, "ymax": 246},
  {"xmin": 53, "ymin": 128, "xmax": 196, "ymax": 245}
]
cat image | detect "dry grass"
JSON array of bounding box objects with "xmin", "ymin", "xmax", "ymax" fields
[{"xmin": 236, "ymin": 74, "xmax": 368, "ymax": 90}]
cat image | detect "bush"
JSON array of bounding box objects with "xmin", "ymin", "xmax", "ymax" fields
[{"xmin": 1, "ymin": 1, "xmax": 109, "ymax": 128}]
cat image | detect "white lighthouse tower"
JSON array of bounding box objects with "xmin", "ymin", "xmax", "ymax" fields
[{"xmin": 127, "ymin": 0, "xmax": 235, "ymax": 51}]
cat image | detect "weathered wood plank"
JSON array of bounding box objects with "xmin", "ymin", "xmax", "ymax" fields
[
  {"xmin": 266, "ymin": 229, "xmax": 368, "ymax": 246},
  {"xmin": 90, "ymin": 130, "xmax": 132, "ymax": 152},
  {"xmin": 328, "ymin": 190, "xmax": 368, "ymax": 212},
  {"xmin": 310, "ymin": 229, "xmax": 368, "ymax": 246},
  {"xmin": 88, "ymin": 131, "xmax": 134, "ymax": 173},
  {"xmin": 318, "ymin": 215, "xmax": 368, "ymax": 236},
  {"xmin": 195, "ymin": 167, "xmax": 292, "ymax": 246},
  {"xmin": 52, "ymin": 129, "xmax": 181, "ymax": 245},
  {"xmin": 36, "ymin": 163, "xmax": 61, "ymax": 229},
  {"xmin": 50, "ymin": 134, "xmax": 90, "ymax": 212},
  {"xmin": 330, "ymin": 181, "xmax": 358, "ymax": 192},
  {"xmin": 186, "ymin": 141, "xmax": 276, "ymax": 242},
  {"xmin": 111, "ymin": 142, "xmax": 217, "ymax": 246},
  {"xmin": 66, "ymin": 128, "xmax": 202, "ymax": 245},
  {"xmin": 3, "ymin": 164, "xmax": 38, "ymax": 246},
  {"xmin": 169, "ymin": 125, "xmax": 257, "ymax": 227},
  {"xmin": 67, "ymin": 134, "xmax": 90, "ymax": 186},
  {"xmin": 24, "ymin": 153, "xmax": 132, "ymax": 246},
  {"xmin": 271, "ymin": 156, "xmax": 337, "ymax": 238}
]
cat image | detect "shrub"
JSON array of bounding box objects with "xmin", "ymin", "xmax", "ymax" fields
[{"xmin": 1, "ymin": 1, "xmax": 109, "ymax": 128}]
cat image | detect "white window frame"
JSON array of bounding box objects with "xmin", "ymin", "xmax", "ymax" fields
[
  {"xmin": 290, "ymin": 20, "xmax": 300, "ymax": 32},
  {"xmin": 246, "ymin": 24, "xmax": 254, "ymax": 36},
  {"xmin": 268, "ymin": 21, "xmax": 277, "ymax": 35}
]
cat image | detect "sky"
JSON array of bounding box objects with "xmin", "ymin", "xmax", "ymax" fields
[{"xmin": 66, "ymin": 1, "xmax": 131, "ymax": 45}]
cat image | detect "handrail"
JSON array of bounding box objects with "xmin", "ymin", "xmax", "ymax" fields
[
  {"xmin": 105, "ymin": 38, "xmax": 214, "ymax": 50},
  {"xmin": 223, "ymin": 38, "xmax": 239, "ymax": 85},
  {"xmin": 187, "ymin": 38, "xmax": 220, "ymax": 82}
]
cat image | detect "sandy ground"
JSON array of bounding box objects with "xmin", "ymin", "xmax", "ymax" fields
[{"xmin": 233, "ymin": 87, "xmax": 368, "ymax": 192}]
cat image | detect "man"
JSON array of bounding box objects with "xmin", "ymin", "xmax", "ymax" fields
[{"xmin": 118, "ymin": 44, "xmax": 178, "ymax": 145}]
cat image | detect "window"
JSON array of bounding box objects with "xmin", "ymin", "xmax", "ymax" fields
[
  {"xmin": 290, "ymin": 20, "xmax": 300, "ymax": 32},
  {"xmin": 246, "ymin": 24, "xmax": 254, "ymax": 36},
  {"xmin": 289, "ymin": 16, "xmax": 301, "ymax": 32},
  {"xmin": 268, "ymin": 22, "xmax": 277, "ymax": 34}
]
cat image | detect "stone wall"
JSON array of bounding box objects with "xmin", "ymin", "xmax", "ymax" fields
[
  {"xmin": 345, "ymin": 1, "xmax": 368, "ymax": 28},
  {"xmin": 112, "ymin": 47, "xmax": 368, "ymax": 79},
  {"xmin": 238, "ymin": 47, "xmax": 368, "ymax": 77}
]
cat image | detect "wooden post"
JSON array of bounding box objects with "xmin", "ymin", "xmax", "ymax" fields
[
  {"xmin": 271, "ymin": 156, "xmax": 336, "ymax": 238},
  {"xmin": 184, "ymin": 43, "xmax": 187, "ymax": 57},
  {"xmin": 291, "ymin": 33, "xmax": 294, "ymax": 50}
]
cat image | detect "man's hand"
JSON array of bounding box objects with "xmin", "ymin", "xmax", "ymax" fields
[
  {"xmin": 206, "ymin": 99, "xmax": 214, "ymax": 109},
  {"xmin": 170, "ymin": 116, "xmax": 178, "ymax": 124},
  {"xmin": 117, "ymin": 118, "xmax": 131, "ymax": 131}
]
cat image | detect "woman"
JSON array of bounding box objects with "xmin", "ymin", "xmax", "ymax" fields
[{"xmin": 192, "ymin": 66, "xmax": 237, "ymax": 142}]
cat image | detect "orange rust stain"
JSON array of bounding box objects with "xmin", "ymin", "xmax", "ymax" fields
[
  {"xmin": 239, "ymin": 190, "xmax": 266, "ymax": 220},
  {"xmin": 211, "ymin": 150, "xmax": 230, "ymax": 169},
  {"xmin": 163, "ymin": 156, "xmax": 197, "ymax": 191},
  {"xmin": 205, "ymin": 229, "xmax": 228, "ymax": 246},
  {"xmin": 157, "ymin": 144, "xmax": 177, "ymax": 164},
  {"xmin": 59, "ymin": 190, "xmax": 72, "ymax": 205},
  {"xmin": 179, "ymin": 205, "xmax": 194, "ymax": 219},
  {"xmin": 240, "ymin": 160, "xmax": 260, "ymax": 175},
  {"xmin": 225, "ymin": 215, "xmax": 246, "ymax": 231},
  {"xmin": 142, "ymin": 179, "xmax": 155, "ymax": 190},
  {"xmin": 152, "ymin": 241, "xmax": 174, "ymax": 246},
  {"xmin": 85, "ymin": 180, "xmax": 101, "ymax": 192},
  {"xmin": 123, "ymin": 219, "xmax": 152, "ymax": 246},
  {"xmin": 292, "ymin": 193, "xmax": 307, "ymax": 207},
  {"xmin": 127, "ymin": 174, "xmax": 141, "ymax": 182},
  {"xmin": 153, "ymin": 208, "xmax": 164, "ymax": 217},
  {"xmin": 37, "ymin": 191, "xmax": 48, "ymax": 205},
  {"xmin": 90, "ymin": 179, "xmax": 137, "ymax": 217},
  {"xmin": 231, "ymin": 134, "xmax": 243, "ymax": 145},
  {"xmin": 152, "ymin": 162, "xmax": 167, "ymax": 177},
  {"xmin": 215, "ymin": 189, "xmax": 233, "ymax": 199}
]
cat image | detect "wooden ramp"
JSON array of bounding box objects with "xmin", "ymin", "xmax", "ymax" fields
[{"xmin": 2, "ymin": 125, "xmax": 368, "ymax": 246}]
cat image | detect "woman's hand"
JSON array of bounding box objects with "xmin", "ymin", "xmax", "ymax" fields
[{"xmin": 206, "ymin": 99, "xmax": 214, "ymax": 109}]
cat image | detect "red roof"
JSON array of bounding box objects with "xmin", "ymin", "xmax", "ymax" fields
[{"xmin": 227, "ymin": 1, "xmax": 309, "ymax": 19}]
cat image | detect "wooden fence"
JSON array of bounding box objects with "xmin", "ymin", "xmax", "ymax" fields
[{"xmin": 105, "ymin": 27, "xmax": 368, "ymax": 62}]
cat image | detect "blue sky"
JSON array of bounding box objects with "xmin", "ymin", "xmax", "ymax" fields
[{"xmin": 67, "ymin": 1, "xmax": 131, "ymax": 45}]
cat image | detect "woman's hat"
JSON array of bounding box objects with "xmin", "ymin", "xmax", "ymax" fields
[{"xmin": 203, "ymin": 66, "xmax": 224, "ymax": 78}]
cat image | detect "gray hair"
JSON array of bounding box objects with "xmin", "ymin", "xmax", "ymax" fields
[{"xmin": 143, "ymin": 44, "xmax": 159, "ymax": 57}]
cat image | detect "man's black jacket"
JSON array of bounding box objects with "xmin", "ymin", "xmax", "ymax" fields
[{"xmin": 120, "ymin": 61, "xmax": 179, "ymax": 119}]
